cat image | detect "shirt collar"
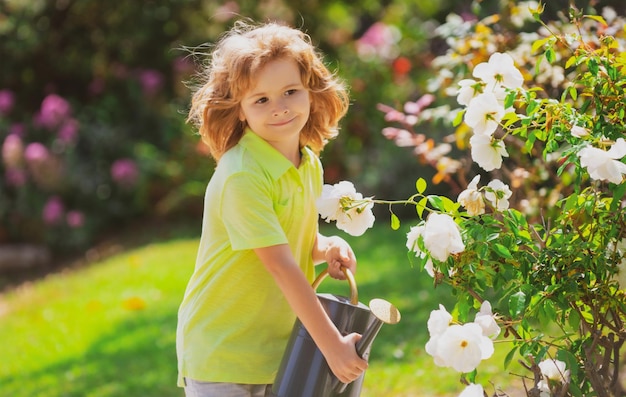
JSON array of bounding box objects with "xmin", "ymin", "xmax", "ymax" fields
[{"xmin": 239, "ymin": 129, "xmax": 310, "ymax": 180}]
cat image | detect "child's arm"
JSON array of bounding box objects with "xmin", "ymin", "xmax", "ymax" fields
[
  {"xmin": 254, "ymin": 244, "xmax": 368, "ymax": 384},
  {"xmin": 312, "ymin": 233, "xmax": 357, "ymax": 280}
]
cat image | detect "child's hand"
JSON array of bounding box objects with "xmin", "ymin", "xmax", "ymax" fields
[
  {"xmin": 323, "ymin": 333, "xmax": 369, "ymax": 384},
  {"xmin": 323, "ymin": 236, "xmax": 357, "ymax": 280}
]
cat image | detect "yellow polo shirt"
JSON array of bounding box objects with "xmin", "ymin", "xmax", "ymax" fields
[{"xmin": 176, "ymin": 130, "xmax": 322, "ymax": 386}]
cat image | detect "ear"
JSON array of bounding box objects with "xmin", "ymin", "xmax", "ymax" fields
[{"xmin": 238, "ymin": 106, "xmax": 246, "ymax": 122}]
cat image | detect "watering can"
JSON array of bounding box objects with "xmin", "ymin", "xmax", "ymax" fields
[{"xmin": 272, "ymin": 267, "xmax": 401, "ymax": 397}]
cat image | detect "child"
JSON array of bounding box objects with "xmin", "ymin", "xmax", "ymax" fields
[{"xmin": 176, "ymin": 20, "xmax": 368, "ymax": 397}]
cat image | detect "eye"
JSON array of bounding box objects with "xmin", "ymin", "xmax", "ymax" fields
[
  {"xmin": 255, "ymin": 97, "xmax": 268, "ymax": 104},
  {"xmin": 285, "ymin": 89, "xmax": 297, "ymax": 96}
]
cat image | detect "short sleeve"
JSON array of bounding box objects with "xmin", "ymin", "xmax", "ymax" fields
[{"xmin": 220, "ymin": 171, "xmax": 288, "ymax": 250}]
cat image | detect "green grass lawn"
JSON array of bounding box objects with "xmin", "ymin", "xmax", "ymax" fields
[{"xmin": 0, "ymin": 223, "xmax": 524, "ymax": 397}]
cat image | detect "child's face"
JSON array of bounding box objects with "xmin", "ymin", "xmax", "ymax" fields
[{"xmin": 239, "ymin": 58, "xmax": 311, "ymax": 155}]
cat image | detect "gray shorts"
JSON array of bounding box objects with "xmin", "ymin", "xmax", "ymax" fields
[{"xmin": 184, "ymin": 379, "xmax": 274, "ymax": 397}]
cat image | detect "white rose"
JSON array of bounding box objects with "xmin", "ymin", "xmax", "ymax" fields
[
  {"xmin": 538, "ymin": 358, "xmax": 570, "ymax": 383},
  {"xmin": 427, "ymin": 304, "xmax": 453, "ymax": 336},
  {"xmin": 474, "ymin": 300, "xmax": 501, "ymax": 339},
  {"xmin": 457, "ymin": 175, "xmax": 485, "ymax": 216},
  {"xmin": 429, "ymin": 323, "xmax": 494, "ymax": 373},
  {"xmin": 458, "ymin": 383, "xmax": 485, "ymax": 397},
  {"xmin": 316, "ymin": 181, "xmax": 375, "ymax": 236},
  {"xmin": 457, "ymin": 79, "xmax": 481, "ymax": 106},
  {"xmin": 578, "ymin": 138, "xmax": 626, "ymax": 184},
  {"xmin": 464, "ymin": 92, "xmax": 505, "ymax": 136},
  {"xmin": 484, "ymin": 179, "xmax": 512, "ymax": 211},
  {"xmin": 423, "ymin": 213, "xmax": 465, "ymax": 262},
  {"xmin": 472, "ymin": 52, "xmax": 524, "ymax": 89},
  {"xmin": 470, "ymin": 134, "xmax": 509, "ymax": 172},
  {"xmin": 335, "ymin": 201, "xmax": 375, "ymax": 236},
  {"xmin": 570, "ymin": 125, "xmax": 589, "ymax": 138}
]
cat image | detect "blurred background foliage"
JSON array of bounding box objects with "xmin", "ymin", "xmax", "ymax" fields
[{"xmin": 0, "ymin": 0, "xmax": 623, "ymax": 259}]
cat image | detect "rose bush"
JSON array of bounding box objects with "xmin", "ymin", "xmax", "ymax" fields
[{"xmin": 318, "ymin": 3, "xmax": 625, "ymax": 396}]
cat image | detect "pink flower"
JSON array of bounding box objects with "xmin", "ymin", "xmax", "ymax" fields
[
  {"xmin": 2, "ymin": 134, "xmax": 24, "ymax": 168},
  {"xmin": 111, "ymin": 158, "xmax": 139, "ymax": 188},
  {"xmin": 24, "ymin": 142, "xmax": 50, "ymax": 165},
  {"xmin": 24, "ymin": 143, "xmax": 65, "ymax": 190},
  {"xmin": 382, "ymin": 127, "xmax": 422, "ymax": 147},
  {"xmin": 5, "ymin": 168, "xmax": 27, "ymax": 187},
  {"xmin": 138, "ymin": 69, "xmax": 164, "ymax": 97},
  {"xmin": 88, "ymin": 77, "xmax": 105, "ymax": 96},
  {"xmin": 404, "ymin": 94, "xmax": 435, "ymax": 115},
  {"xmin": 66, "ymin": 210, "xmax": 85, "ymax": 228},
  {"xmin": 36, "ymin": 94, "xmax": 71, "ymax": 129},
  {"xmin": 173, "ymin": 56, "xmax": 195, "ymax": 75},
  {"xmin": 356, "ymin": 22, "xmax": 400, "ymax": 60},
  {"xmin": 0, "ymin": 89, "xmax": 15, "ymax": 115},
  {"xmin": 358, "ymin": 22, "xmax": 396, "ymax": 48},
  {"xmin": 43, "ymin": 196, "xmax": 65, "ymax": 225},
  {"xmin": 377, "ymin": 103, "xmax": 406, "ymax": 123},
  {"xmin": 9, "ymin": 123, "xmax": 26, "ymax": 137},
  {"xmin": 57, "ymin": 118, "xmax": 80, "ymax": 143}
]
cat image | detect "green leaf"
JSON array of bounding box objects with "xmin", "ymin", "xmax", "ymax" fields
[
  {"xmin": 416, "ymin": 197, "xmax": 428, "ymax": 218},
  {"xmin": 608, "ymin": 64, "xmax": 618, "ymax": 81},
  {"xmin": 427, "ymin": 195, "xmax": 459, "ymax": 213},
  {"xmin": 504, "ymin": 346, "xmax": 518, "ymax": 369},
  {"xmin": 568, "ymin": 309, "xmax": 580, "ymax": 329},
  {"xmin": 465, "ymin": 369, "xmax": 477, "ymax": 383},
  {"xmin": 455, "ymin": 295, "xmax": 473, "ymax": 322},
  {"xmin": 610, "ymin": 182, "xmax": 626, "ymax": 211},
  {"xmin": 584, "ymin": 14, "xmax": 607, "ymax": 26},
  {"xmin": 493, "ymin": 243, "xmax": 513, "ymax": 259},
  {"xmin": 545, "ymin": 47, "xmax": 555, "ymax": 63},
  {"xmin": 541, "ymin": 299, "xmax": 557, "ymax": 321},
  {"xmin": 509, "ymin": 291, "xmax": 527, "ymax": 317},
  {"xmin": 568, "ymin": 85, "xmax": 578, "ymax": 100},
  {"xmin": 427, "ymin": 195, "xmax": 444, "ymax": 211},
  {"xmin": 452, "ymin": 109, "xmax": 465, "ymax": 127},
  {"xmin": 557, "ymin": 349, "xmax": 580, "ymax": 381},
  {"xmin": 504, "ymin": 91, "xmax": 516, "ymax": 109},
  {"xmin": 531, "ymin": 37, "xmax": 551, "ymax": 53},
  {"xmin": 565, "ymin": 55, "xmax": 578, "ymax": 69},
  {"xmin": 580, "ymin": 98, "xmax": 592, "ymax": 113},
  {"xmin": 416, "ymin": 178, "xmax": 427, "ymax": 194},
  {"xmin": 390, "ymin": 212, "xmax": 400, "ymax": 230},
  {"xmin": 588, "ymin": 58, "xmax": 599, "ymax": 75},
  {"xmin": 534, "ymin": 55, "xmax": 543, "ymax": 78}
]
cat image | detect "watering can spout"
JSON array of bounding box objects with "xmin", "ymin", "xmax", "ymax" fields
[
  {"xmin": 358, "ymin": 298, "xmax": 402, "ymax": 356},
  {"xmin": 333, "ymin": 298, "xmax": 401, "ymax": 393}
]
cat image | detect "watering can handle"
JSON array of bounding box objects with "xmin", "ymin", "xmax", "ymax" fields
[{"xmin": 311, "ymin": 266, "xmax": 359, "ymax": 305}]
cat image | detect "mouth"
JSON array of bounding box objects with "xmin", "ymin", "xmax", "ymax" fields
[{"xmin": 270, "ymin": 117, "xmax": 296, "ymax": 127}]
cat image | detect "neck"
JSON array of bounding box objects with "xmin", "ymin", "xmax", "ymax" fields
[
  {"xmin": 267, "ymin": 136, "xmax": 301, "ymax": 167},
  {"xmin": 284, "ymin": 147, "xmax": 302, "ymax": 167}
]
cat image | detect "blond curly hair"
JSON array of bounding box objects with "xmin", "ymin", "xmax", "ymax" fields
[{"xmin": 187, "ymin": 20, "xmax": 349, "ymax": 161}]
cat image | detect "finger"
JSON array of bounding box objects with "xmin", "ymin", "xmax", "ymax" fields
[
  {"xmin": 339, "ymin": 370, "xmax": 358, "ymax": 384},
  {"xmin": 338, "ymin": 245, "xmax": 350, "ymax": 261},
  {"xmin": 331, "ymin": 269, "xmax": 346, "ymax": 280},
  {"xmin": 327, "ymin": 261, "xmax": 344, "ymax": 279}
]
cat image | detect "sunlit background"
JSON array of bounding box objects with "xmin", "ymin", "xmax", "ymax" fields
[{"xmin": 1, "ymin": 1, "xmax": 625, "ymax": 396}]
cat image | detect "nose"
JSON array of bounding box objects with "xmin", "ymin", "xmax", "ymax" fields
[{"xmin": 273, "ymin": 103, "xmax": 289, "ymax": 117}]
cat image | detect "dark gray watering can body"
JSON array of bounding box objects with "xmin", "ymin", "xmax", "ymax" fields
[
  {"xmin": 272, "ymin": 293, "xmax": 372, "ymax": 397},
  {"xmin": 272, "ymin": 268, "xmax": 399, "ymax": 397}
]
